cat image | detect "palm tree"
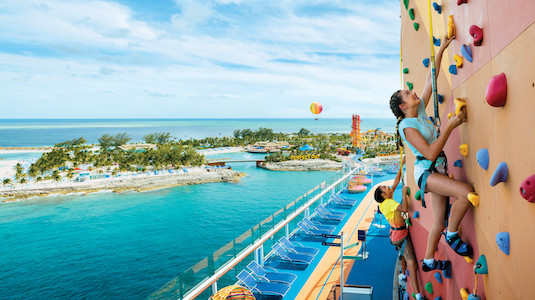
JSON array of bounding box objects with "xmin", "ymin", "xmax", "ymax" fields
[{"xmin": 3, "ymin": 178, "xmax": 11, "ymax": 185}]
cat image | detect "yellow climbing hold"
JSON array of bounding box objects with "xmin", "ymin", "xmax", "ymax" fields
[
  {"xmin": 464, "ymin": 256, "xmax": 474, "ymax": 263},
  {"xmin": 454, "ymin": 98, "xmax": 466, "ymax": 115},
  {"xmin": 460, "ymin": 144, "xmax": 468, "ymax": 157},
  {"xmin": 460, "ymin": 288, "xmax": 470, "ymax": 300},
  {"xmin": 454, "ymin": 54, "xmax": 463, "ymax": 68},
  {"xmin": 468, "ymin": 192, "xmax": 479, "ymax": 207},
  {"xmin": 448, "ymin": 113, "xmax": 453, "ymax": 119},
  {"xmin": 447, "ymin": 15, "xmax": 456, "ymax": 39}
]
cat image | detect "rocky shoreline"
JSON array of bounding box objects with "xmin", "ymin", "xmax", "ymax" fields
[
  {"xmin": 258, "ymin": 159, "xmax": 343, "ymax": 171},
  {"xmin": 0, "ymin": 169, "xmax": 246, "ymax": 202}
]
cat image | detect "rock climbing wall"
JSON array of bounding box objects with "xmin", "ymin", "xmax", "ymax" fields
[{"xmin": 400, "ymin": 0, "xmax": 535, "ymax": 299}]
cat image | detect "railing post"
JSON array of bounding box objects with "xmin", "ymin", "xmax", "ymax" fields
[
  {"xmin": 305, "ymin": 207, "xmax": 309, "ymax": 219},
  {"xmin": 211, "ymin": 281, "xmax": 218, "ymax": 296},
  {"xmin": 259, "ymin": 245, "xmax": 264, "ymax": 266},
  {"xmin": 285, "ymin": 224, "xmax": 289, "ymax": 238}
]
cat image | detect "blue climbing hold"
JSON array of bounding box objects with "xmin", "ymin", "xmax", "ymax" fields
[
  {"xmin": 434, "ymin": 272, "xmax": 443, "ymax": 284},
  {"xmin": 476, "ymin": 148, "xmax": 489, "ymax": 170},
  {"xmin": 438, "ymin": 93, "xmax": 444, "ymax": 104},
  {"xmin": 454, "ymin": 159, "xmax": 463, "ymax": 168},
  {"xmin": 468, "ymin": 294, "xmax": 482, "ymax": 300},
  {"xmin": 435, "ymin": 297, "xmax": 442, "ymax": 300},
  {"xmin": 413, "ymin": 211, "xmax": 419, "ymax": 218},
  {"xmin": 474, "ymin": 255, "xmax": 488, "ymax": 274},
  {"xmin": 442, "ymin": 266, "xmax": 451, "ymax": 279},
  {"xmin": 449, "ymin": 65, "xmax": 457, "ymax": 75},
  {"xmin": 433, "ymin": 2, "xmax": 442, "ymax": 14},
  {"xmin": 423, "ymin": 58, "xmax": 430, "ymax": 68},
  {"xmin": 462, "ymin": 44, "xmax": 473, "ymax": 62},
  {"xmin": 433, "ymin": 36, "xmax": 441, "ymax": 46},
  {"xmin": 496, "ymin": 232, "xmax": 510, "ymax": 255},
  {"xmin": 490, "ymin": 162, "xmax": 508, "ymax": 186}
]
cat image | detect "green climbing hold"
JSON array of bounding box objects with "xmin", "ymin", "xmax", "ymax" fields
[
  {"xmin": 425, "ymin": 282, "xmax": 434, "ymax": 294},
  {"xmin": 404, "ymin": 0, "xmax": 410, "ymax": 10},
  {"xmin": 411, "ymin": 292, "xmax": 416, "ymax": 299},
  {"xmin": 414, "ymin": 22, "xmax": 420, "ymax": 31},
  {"xmin": 409, "ymin": 8, "xmax": 415, "ymax": 20},
  {"xmin": 474, "ymin": 255, "xmax": 488, "ymax": 274},
  {"xmin": 407, "ymin": 82, "xmax": 413, "ymax": 90},
  {"xmin": 415, "ymin": 190, "xmax": 421, "ymax": 200},
  {"xmin": 406, "ymin": 187, "xmax": 411, "ymax": 196},
  {"xmin": 406, "ymin": 217, "xmax": 412, "ymax": 226},
  {"xmin": 403, "ymin": 68, "xmax": 409, "ymax": 74}
]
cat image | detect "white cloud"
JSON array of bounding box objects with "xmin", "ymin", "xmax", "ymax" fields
[{"xmin": 0, "ymin": 0, "xmax": 401, "ymax": 118}]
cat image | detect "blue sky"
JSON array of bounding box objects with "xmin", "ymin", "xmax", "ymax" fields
[{"xmin": 0, "ymin": 0, "xmax": 400, "ymax": 118}]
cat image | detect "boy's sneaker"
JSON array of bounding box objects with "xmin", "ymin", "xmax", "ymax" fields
[
  {"xmin": 398, "ymin": 273, "xmax": 407, "ymax": 286},
  {"xmin": 422, "ymin": 260, "xmax": 451, "ymax": 272}
]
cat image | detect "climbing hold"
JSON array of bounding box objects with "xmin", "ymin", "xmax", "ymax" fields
[
  {"xmin": 437, "ymin": 93, "xmax": 444, "ymax": 104},
  {"xmin": 414, "ymin": 22, "xmax": 420, "ymax": 31},
  {"xmin": 454, "ymin": 98, "xmax": 466, "ymax": 115},
  {"xmin": 457, "ymin": 0, "xmax": 468, "ymax": 5},
  {"xmin": 476, "ymin": 148, "xmax": 489, "ymax": 170},
  {"xmin": 425, "ymin": 282, "xmax": 434, "ymax": 294},
  {"xmin": 496, "ymin": 232, "xmax": 510, "ymax": 255},
  {"xmin": 454, "ymin": 159, "xmax": 463, "ymax": 168},
  {"xmin": 449, "ymin": 65, "xmax": 457, "ymax": 75},
  {"xmin": 490, "ymin": 162, "xmax": 508, "ymax": 186},
  {"xmin": 468, "ymin": 294, "xmax": 481, "ymax": 300},
  {"xmin": 435, "ymin": 297, "xmax": 442, "ymax": 300},
  {"xmin": 415, "ymin": 190, "xmax": 421, "ymax": 200},
  {"xmin": 467, "ymin": 192, "xmax": 479, "ymax": 207},
  {"xmin": 464, "ymin": 256, "xmax": 473, "ymax": 264},
  {"xmin": 462, "ymin": 44, "xmax": 473, "ymax": 62},
  {"xmin": 432, "ymin": 2, "xmax": 442, "ymax": 14},
  {"xmin": 454, "ymin": 55, "xmax": 463, "ymax": 68},
  {"xmin": 485, "ymin": 73, "xmax": 507, "ymax": 107},
  {"xmin": 442, "ymin": 267, "xmax": 451, "ymax": 279},
  {"xmin": 423, "ymin": 58, "xmax": 429, "ymax": 68},
  {"xmin": 409, "ymin": 8, "xmax": 415, "ymax": 20},
  {"xmin": 460, "ymin": 288, "xmax": 470, "ymax": 300},
  {"xmin": 434, "ymin": 272, "xmax": 443, "ymax": 284},
  {"xmin": 474, "ymin": 255, "xmax": 488, "ymax": 274},
  {"xmin": 406, "ymin": 217, "xmax": 412, "ymax": 227},
  {"xmin": 433, "ymin": 36, "xmax": 441, "ymax": 47},
  {"xmin": 406, "ymin": 187, "xmax": 411, "ymax": 196},
  {"xmin": 447, "ymin": 15, "xmax": 456, "ymax": 39},
  {"xmin": 469, "ymin": 25, "xmax": 484, "ymax": 46},
  {"xmin": 447, "ymin": 113, "xmax": 453, "ymax": 119},
  {"xmin": 403, "ymin": 68, "xmax": 409, "ymax": 74},
  {"xmin": 413, "ymin": 211, "xmax": 419, "ymax": 218},
  {"xmin": 404, "ymin": 0, "xmax": 410, "ymax": 10},
  {"xmin": 459, "ymin": 144, "xmax": 468, "ymax": 157},
  {"xmin": 449, "ymin": 174, "xmax": 454, "ymax": 179},
  {"xmin": 519, "ymin": 174, "xmax": 535, "ymax": 203},
  {"xmin": 412, "ymin": 292, "xmax": 416, "ymax": 299},
  {"xmin": 407, "ymin": 82, "xmax": 414, "ymax": 90}
]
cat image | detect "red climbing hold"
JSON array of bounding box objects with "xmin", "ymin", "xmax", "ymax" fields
[
  {"xmin": 470, "ymin": 25, "xmax": 483, "ymax": 46},
  {"xmin": 520, "ymin": 174, "xmax": 535, "ymax": 203},
  {"xmin": 457, "ymin": 0, "xmax": 468, "ymax": 5},
  {"xmin": 485, "ymin": 73, "xmax": 507, "ymax": 107}
]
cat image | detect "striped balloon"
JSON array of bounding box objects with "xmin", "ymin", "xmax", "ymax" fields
[{"xmin": 310, "ymin": 102, "xmax": 323, "ymax": 114}]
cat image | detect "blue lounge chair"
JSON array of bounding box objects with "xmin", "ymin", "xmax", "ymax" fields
[
  {"xmin": 302, "ymin": 218, "xmax": 336, "ymax": 233},
  {"xmin": 237, "ymin": 270, "xmax": 290, "ymax": 298},
  {"xmin": 279, "ymin": 236, "xmax": 320, "ymax": 256},
  {"xmin": 330, "ymin": 194, "xmax": 357, "ymax": 207},
  {"xmin": 314, "ymin": 208, "xmax": 344, "ymax": 223},
  {"xmin": 298, "ymin": 221, "xmax": 334, "ymax": 237},
  {"xmin": 317, "ymin": 205, "xmax": 346, "ymax": 220},
  {"xmin": 246, "ymin": 260, "xmax": 297, "ymax": 285},
  {"xmin": 271, "ymin": 244, "xmax": 314, "ymax": 266}
]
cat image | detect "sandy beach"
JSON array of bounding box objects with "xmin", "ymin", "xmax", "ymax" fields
[{"xmin": 0, "ymin": 168, "xmax": 245, "ymax": 202}]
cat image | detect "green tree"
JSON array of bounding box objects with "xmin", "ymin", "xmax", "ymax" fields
[
  {"xmin": 52, "ymin": 170, "xmax": 61, "ymax": 182},
  {"xmin": 113, "ymin": 132, "xmax": 131, "ymax": 147},
  {"xmin": 298, "ymin": 128, "xmax": 311, "ymax": 136},
  {"xmin": 54, "ymin": 137, "xmax": 87, "ymax": 148},
  {"xmin": 143, "ymin": 132, "xmax": 172, "ymax": 144},
  {"xmin": 3, "ymin": 178, "xmax": 11, "ymax": 185},
  {"xmin": 98, "ymin": 134, "xmax": 114, "ymax": 150}
]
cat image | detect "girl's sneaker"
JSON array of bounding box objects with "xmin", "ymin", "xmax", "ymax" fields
[{"xmin": 422, "ymin": 260, "xmax": 451, "ymax": 272}]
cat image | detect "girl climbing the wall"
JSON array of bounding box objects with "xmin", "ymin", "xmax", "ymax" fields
[{"xmin": 389, "ymin": 35, "xmax": 479, "ymax": 272}]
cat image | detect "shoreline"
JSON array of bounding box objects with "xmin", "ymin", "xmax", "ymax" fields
[
  {"xmin": 258, "ymin": 159, "xmax": 343, "ymax": 171},
  {"xmin": 0, "ymin": 169, "xmax": 246, "ymax": 202}
]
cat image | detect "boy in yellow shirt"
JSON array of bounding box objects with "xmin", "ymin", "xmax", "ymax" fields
[{"xmin": 374, "ymin": 184, "xmax": 428, "ymax": 300}]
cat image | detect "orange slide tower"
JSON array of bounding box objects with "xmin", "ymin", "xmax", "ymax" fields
[{"xmin": 400, "ymin": 0, "xmax": 535, "ymax": 299}]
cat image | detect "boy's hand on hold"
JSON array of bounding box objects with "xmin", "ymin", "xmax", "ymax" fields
[{"xmin": 402, "ymin": 186, "xmax": 408, "ymax": 195}]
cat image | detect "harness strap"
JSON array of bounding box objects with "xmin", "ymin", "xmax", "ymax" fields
[
  {"xmin": 392, "ymin": 225, "xmax": 407, "ymax": 231},
  {"xmin": 416, "ymin": 152, "xmax": 444, "ymax": 208},
  {"xmin": 398, "ymin": 237, "xmax": 408, "ymax": 260}
]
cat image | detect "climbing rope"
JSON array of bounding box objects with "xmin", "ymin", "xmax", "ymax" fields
[{"xmin": 426, "ymin": 0, "xmax": 441, "ymax": 132}]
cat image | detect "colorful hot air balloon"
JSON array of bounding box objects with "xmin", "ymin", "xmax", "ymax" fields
[{"xmin": 310, "ymin": 102, "xmax": 323, "ymax": 115}]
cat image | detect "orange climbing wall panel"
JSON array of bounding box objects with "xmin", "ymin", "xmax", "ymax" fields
[{"xmin": 400, "ymin": 0, "xmax": 535, "ymax": 299}]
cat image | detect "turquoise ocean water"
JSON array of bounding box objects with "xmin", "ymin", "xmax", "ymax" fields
[{"xmin": 0, "ymin": 119, "xmax": 395, "ymax": 299}]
